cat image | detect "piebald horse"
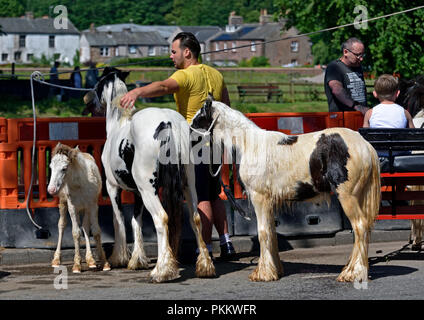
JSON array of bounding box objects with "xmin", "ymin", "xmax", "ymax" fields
[
  {"xmin": 88, "ymin": 67, "xmax": 215, "ymax": 282},
  {"xmin": 191, "ymin": 96, "xmax": 381, "ymax": 283}
]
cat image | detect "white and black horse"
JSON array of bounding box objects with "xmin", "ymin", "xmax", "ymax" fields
[
  {"xmin": 191, "ymin": 96, "xmax": 381, "ymax": 283},
  {"xmin": 87, "ymin": 67, "xmax": 215, "ymax": 282}
]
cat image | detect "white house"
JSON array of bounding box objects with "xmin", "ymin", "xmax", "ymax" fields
[{"xmin": 0, "ymin": 14, "xmax": 80, "ymax": 65}]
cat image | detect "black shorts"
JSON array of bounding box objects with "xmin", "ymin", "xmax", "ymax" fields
[{"xmin": 195, "ymin": 162, "xmax": 221, "ymax": 202}]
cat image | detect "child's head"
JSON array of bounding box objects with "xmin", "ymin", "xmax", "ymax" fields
[{"xmin": 373, "ymin": 74, "xmax": 399, "ymax": 102}]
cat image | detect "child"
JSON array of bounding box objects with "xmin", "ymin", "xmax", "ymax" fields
[{"xmin": 363, "ymin": 74, "xmax": 415, "ymax": 128}]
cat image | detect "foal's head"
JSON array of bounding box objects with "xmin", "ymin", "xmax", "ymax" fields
[{"xmin": 47, "ymin": 143, "xmax": 79, "ymax": 195}]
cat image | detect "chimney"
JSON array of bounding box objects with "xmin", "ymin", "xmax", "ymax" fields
[
  {"xmin": 25, "ymin": 11, "xmax": 34, "ymax": 19},
  {"xmin": 259, "ymin": 9, "xmax": 272, "ymax": 25},
  {"xmin": 90, "ymin": 23, "xmax": 96, "ymax": 33},
  {"xmin": 42, "ymin": 15, "xmax": 49, "ymax": 19},
  {"xmin": 228, "ymin": 11, "xmax": 243, "ymax": 27}
]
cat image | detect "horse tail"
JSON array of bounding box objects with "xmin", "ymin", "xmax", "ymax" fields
[
  {"xmin": 362, "ymin": 145, "xmax": 381, "ymax": 230},
  {"xmin": 154, "ymin": 121, "xmax": 185, "ymax": 259}
]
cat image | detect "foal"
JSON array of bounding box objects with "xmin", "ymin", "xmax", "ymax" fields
[{"xmin": 48, "ymin": 143, "xmax": 110, "ymax": 273}]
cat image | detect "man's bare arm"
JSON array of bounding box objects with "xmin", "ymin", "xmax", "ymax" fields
[
  {"xmin": 328, "ymin": 80, "xmax": 369, "ymax": 114},
  {"xmin": 120, "ymin": 78, "xmax": 179, "ymax": 109},
  {"xmin": 328, "ymin": 80, "xmax": 355, "ymax": 109}
]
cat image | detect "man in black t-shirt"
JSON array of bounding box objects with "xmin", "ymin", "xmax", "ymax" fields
[{"xmin": 324, "ymin": 38, "xmax": 369, "ymax": 114}]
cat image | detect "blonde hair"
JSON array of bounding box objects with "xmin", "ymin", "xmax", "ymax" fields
[{"xmin": 374, "ymin": 74, "xmax": 399, "ymax": 101}]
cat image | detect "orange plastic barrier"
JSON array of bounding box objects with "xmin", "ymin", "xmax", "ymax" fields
[
  {"xmin": 0, "ymin": 117, "xmax": 134, "ymax": 210},
  {"xmin": 0, "ymin": 112, "xmax": 364, "ymax": 209}
]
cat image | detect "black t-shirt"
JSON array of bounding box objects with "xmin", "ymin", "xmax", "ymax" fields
[{"xmin": 324, "ymin": 59, "xmax": 367, "ymax": 112}]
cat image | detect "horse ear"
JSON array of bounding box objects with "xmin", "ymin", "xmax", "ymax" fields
[
  {"xmin": 69, "ymin": 147, "xmax": 78, "ymax": 163},
  {"xmin": 121, "ymin": 71, "xmax": 130, "ymax": 82},
  {"xmin": 83, "ymin": 90, "xmax": 96, "ymax": 105},
  {"xmin": 204, "ymin": 93, "xmax": 213, "ymax": 110}
]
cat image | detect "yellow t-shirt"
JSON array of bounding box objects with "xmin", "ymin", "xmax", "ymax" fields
[{"xmin": 170, "ymin": 64, "xmax": 225, "ymax": 123}]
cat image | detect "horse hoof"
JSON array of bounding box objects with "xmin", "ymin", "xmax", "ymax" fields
[
  {"xmin": 248, "ymin": 268, "xmax": 280, "ymax": 282},
  {"xmin": 127, "ymin": 257, "xmax": 150, "ymax": 270},
  {"xmin": 150, "ymin": 273, "xmax": 181, "ymax": 283},
  {"xmin": 72, "ymin": 266, "xmax": 82, "ymax": 273},
  {"xmin": 102, "ymin": 262, "xmax": 111, "ymax": 271}
]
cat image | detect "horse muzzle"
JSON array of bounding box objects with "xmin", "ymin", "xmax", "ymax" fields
[{"xmin": 47, "ymin": 185, "xmax": 59, "ymax": 196}]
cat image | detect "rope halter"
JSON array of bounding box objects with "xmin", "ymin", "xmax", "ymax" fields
[{"xmin": 189, "ymin": 114, "xmax": 222, "ymax": 177}]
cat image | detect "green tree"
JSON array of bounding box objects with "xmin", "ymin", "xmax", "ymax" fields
[
  {"xmin": 0, "ymin": 0, "xmax": 24, "ymax": 17},
  {"xmin": 275, "ymin": 0, "xmax": 424, "ymax": 77}
]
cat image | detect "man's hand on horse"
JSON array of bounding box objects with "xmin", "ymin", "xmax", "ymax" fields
[{"xmin": 120, "ymin": 90, "xmax": 139, "ymax": 109}]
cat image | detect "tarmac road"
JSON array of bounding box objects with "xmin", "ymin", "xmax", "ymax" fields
[{"xmin": 0, "ymin": 240, "xmax": 423, "ymax": 303}]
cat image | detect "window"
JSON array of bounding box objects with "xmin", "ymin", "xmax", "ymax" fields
[
  {"xmin": 223, "ymin": 42, "xmax": 228, "ymax": 52},
  {"xmin": 215, "ymin": 42, "xmax": 219, "ymax": 51},
  {"xmin": 19, "ymin": 35, "xmax": 26, "ymax": 48},
  {"xmin": 291, "ymin": 41, "xmax": 299, "ymax": 52},
  {"xmin": 250, "ymin": 41, "xmax": 256, "ymax": 52},
  {"xmin": 232, "ymin": 42, "xmax": 237, "ymax": 52},
  {"xmin": 129, "ymin": 46, "xmax": 137, "ymax": 54},
  {"xmin": 27, "ymin": 53, "xmax": 34, "ymax": 62},
  {"xmin": 2, "ymin": 53, "xmax": 8, "ymax": 62},
  {"xmin": 14, "ymin": 51, "xmax": 22, "ymax": 61},
  {"xmin": 148, "ymin": 46, "xmax": 155, "ymax": 56},
  {"xmin": 115, "ymin": 47, "xmax": 119, "ymax": 56},
  {"xmin": 49, "ymin": 35, "xmax": 55, "ymax": 48},
  {"xmin": 100, "ymin": 47, "xmax": 110, "ymax": 56}
]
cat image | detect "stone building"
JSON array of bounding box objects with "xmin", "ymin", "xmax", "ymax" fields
[
  {"xmin": 209, "ymin": 10, "xmax": 313, "ymax": 67},
  {"xmin": 80, "ymin": 24, "xmax": 169, "ymax": 64}
]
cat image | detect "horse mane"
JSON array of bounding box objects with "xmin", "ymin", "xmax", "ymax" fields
[
  {"xmin": 112, "ymin": 92, "xmax": 134, "ymax": 121},
  {"xmin": 52, "ymin": 143, "xmax": 78, "ymax": 162}
]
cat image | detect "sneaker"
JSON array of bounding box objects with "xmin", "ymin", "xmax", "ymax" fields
[{"xmin": 219, "ymin": 242, "xmax": 236, "ymax": 261}]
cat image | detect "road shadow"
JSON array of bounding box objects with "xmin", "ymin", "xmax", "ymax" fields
[
  {"xmin": 0, "ymin": 271, "xmax": 11, "ymax": 279},
  {"xmin": 178, "ymin": 253, "xmax": 256, "ymax": 282}
]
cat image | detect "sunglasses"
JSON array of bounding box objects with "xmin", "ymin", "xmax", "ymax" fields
[{"xmin": 346, "ymin": 48, "xmax": 365, "ymax": 59}]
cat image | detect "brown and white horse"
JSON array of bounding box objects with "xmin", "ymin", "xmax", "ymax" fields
[
  {"xmin": 191, "ymin": 97, "xmax": 381, "ymax": 283},
  {"xmin": 48, "ymin": 143, "xmax": 110, "ymax": 273}
]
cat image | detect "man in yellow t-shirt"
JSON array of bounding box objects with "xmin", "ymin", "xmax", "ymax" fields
[{"xmin": 120, "ymin": 32, "xmax": 235, "ymax": 261}]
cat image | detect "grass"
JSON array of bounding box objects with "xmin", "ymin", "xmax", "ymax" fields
[
  {"xmin": 0, "ymin": 68, "xmax": 330, "ymax": 118},
  {"xmin": 0, "ymin": 93, "xmax": 329, "ymax": 119}
]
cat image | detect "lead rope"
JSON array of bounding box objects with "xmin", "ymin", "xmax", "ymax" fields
[
  {"xmin": 189, "ymin": 115, "xmax": 222, "ymax": 177},
  {"xmin": 27, "ymin": 71, "xmax": 96, "ymax": 238}
]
